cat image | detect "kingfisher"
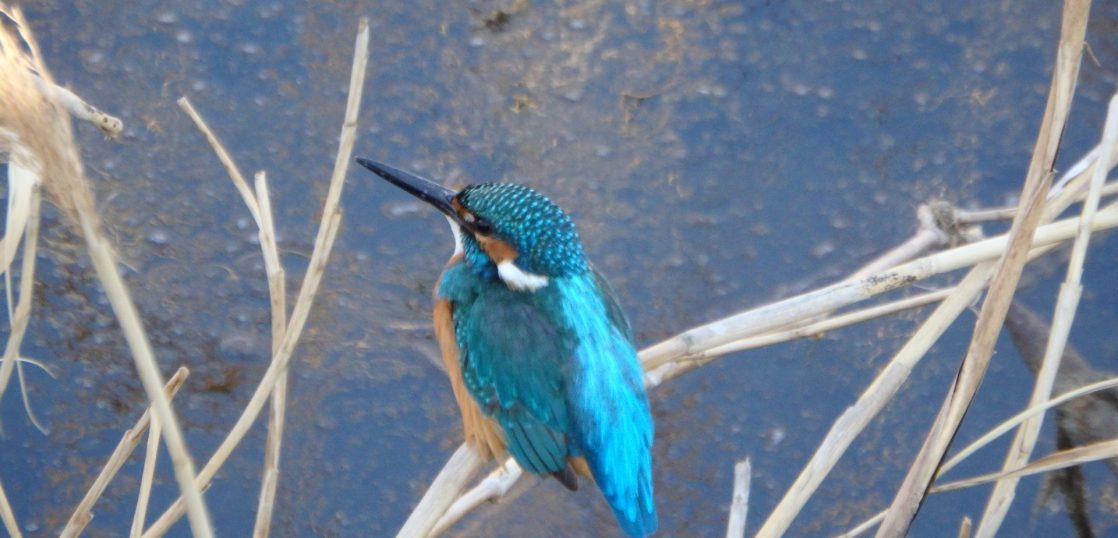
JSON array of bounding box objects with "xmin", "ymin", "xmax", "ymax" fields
[{"xmin": 357, "ymin": 158, "xmax": 657, "ymax": 537}]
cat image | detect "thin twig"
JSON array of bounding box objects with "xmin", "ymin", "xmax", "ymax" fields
[
  {"xmin": 942, "ymin": 376, "xmax": 1118, "ymax": 478},
  {"xmin": 176, "ymin": 99, "xmax": 260, "ymax": 226},
  {"xmin": 725, "ymin": 458, "xmax": 752, "ymax": 538},
  {"xmin": 143, "ymin": 19, "xmax": 368, "ymax": 536},
  {"xmin": 667, "ymin": 287, "xmax": 953, "ymax": 377},
  {"xmin": 61, "ymin": 367, "xmax": 189, "ymax": 538},
  {"xmin": 131, "ymin": 412, "xmax": 162, "ymax": 537},
  {"xmin": 252, "ymin": 171, "xmax": 288, "ymax": 538},
  {"xmin": 958, "ymin": 516, "xmax": 973, "ymax": 538},
  {"xmin": 934, "ymin": 439, "xmax": 1118, "ymax": 494},
  {"xmin": 842, "ymin": 204, "xmax": 950, "ymax": 282},
  {"xmin": 0, "ymin": 478, "xmax": 21, "ymax": 538},
  {"xmin": 6, "ymin": 177, "xmax": 44, "ymax": 433},
  {"xmin": 31, "ymin": 73, "xmax": 122, "ymax": 137}
]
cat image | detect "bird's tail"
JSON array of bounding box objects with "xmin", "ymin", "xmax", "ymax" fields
[
  {"xmin": 575, "ymin": 353, "xmax": 657, "ymax": 537},
  {"xmin": 584, "ymin": 426, "xmax": 657, "ymax": 537}
]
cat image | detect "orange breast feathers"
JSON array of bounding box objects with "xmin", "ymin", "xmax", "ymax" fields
[
  {"xmin": 433, "ymin": 258, "xmax": 505, "ymax": 459},
  {"xmin": 432, "ymin": 256, "xmax": 591, "ymax": 478}
]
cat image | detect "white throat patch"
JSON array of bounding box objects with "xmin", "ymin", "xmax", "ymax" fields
[
  {"xmin": 448, "ymin": 216, "xmax": 548, "ymax": 292},
  {"xmin": 446, "ymin": 216, "xmax": 464, "ymax": 257},
  {"xmin": 497, "ymin": 260, "xmax": 549, "ymax": 292}
]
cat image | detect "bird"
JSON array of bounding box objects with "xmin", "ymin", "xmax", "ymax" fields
[{"xmin": 357, "ymin": 157, "xmax": 657, "ymax": 537}]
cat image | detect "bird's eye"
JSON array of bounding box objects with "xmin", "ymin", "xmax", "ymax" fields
[{"xmin": 473, "ymin": 217, "xmax": 494, "ymax": 235}]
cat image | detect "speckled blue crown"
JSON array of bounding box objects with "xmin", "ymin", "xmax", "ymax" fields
[{"xmin": 458, "ymin": 183, "xmax": 588, "ymax": 277}]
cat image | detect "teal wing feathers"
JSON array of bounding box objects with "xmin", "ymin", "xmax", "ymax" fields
[
  {"xmin": 444, "ymin": 268, "xmax": 576, "ymax": 476},
  {"xmin": 439, "ymin": 263, "xmax": 656, "ymax": 537}
]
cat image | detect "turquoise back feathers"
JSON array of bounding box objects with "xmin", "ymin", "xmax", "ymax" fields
[{"xmin": 439, "ymin": 259, "xmax": 657, "ymax": 537}]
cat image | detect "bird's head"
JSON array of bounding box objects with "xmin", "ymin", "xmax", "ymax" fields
[{"xmin": 358, "ymin": 158, "xmax": 587, "ymax": 291}]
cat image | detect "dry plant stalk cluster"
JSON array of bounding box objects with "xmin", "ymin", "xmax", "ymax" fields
[
  {"xmin": 0, "ymin": 6, "xmax": 370, "ymax": 538},
  {"xmin": 0, "ymin": 1, "xmax": 1116, "ymax": 537}
]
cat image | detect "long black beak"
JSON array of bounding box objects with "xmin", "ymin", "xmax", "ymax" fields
[{"xmin": 357, "ymin": 158, "xmax": 460, "ymax": 220}]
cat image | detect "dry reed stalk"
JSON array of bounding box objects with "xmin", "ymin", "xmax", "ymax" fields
[
  {"xmin": 251, "ymin": 172, "xmax": 287, "ymax": 538},
  {"xmin": 756, "ymin": 264, "xmax": 996, "ymax": 537},
  {"xmin": 0, "ymin": 167, "xmax": 42, "ymax": 430},
  {"xmin": 758, "ymin": 131, "xmax": 1118, "ymax": 535},
  {"xmin": 28, "ymin": 73, "xmax": 122, "ymax": 137},
  {"xmin": 0, "ymin": 478, "xmax": 20, "ymax": 538},
  {"xmin": 73, "ymin": 99, "xmax": 215, "ymax": 538},
  {"xmin": 933, "ymin": 439, "xmax": 1118, "ymax": 493},
  {"xmin": 874, "ymin": 1, "xmax": 1090, "ymax": 535},
  {"xmin": 130, "ymin": 411, "xmax": 162, "ymax": 537},
  {"xmin": 958, "ymin": 516, "xmax": 972, "ymax": 538},
  {"xmin": 176, "ymin": 99, "xmax": 261, "ymax": 226},
  {"xmin": 429, "ymin": 454, "xmax": 521, "ymax": 536},
  {"xmin": 661, "ymin": 287, "xmax": 954, "ymax": 380},
  {"xmin": 974, "ymin": 92, "xmax": 1118, "ymax": 536},
  {"xmin": 841, "ymin": 204, "xmax": 951, "ymax": 283},
  {"xmin": 641, "ymin": 207, "xmax": 1117, "ymax": 375},
  {"xmin": 398, "ymin": 443, "xmax": 490, "ymax": 538},
  {"xmin": 0, "ymin": 6, "xmax": 213, "ymax": 537},
  {"xmin": 0, "ymin": 24, "xmax": 46, "ymax": 420},
  {"xmin": 725, "ymin": 458, "xmax": 751, "ymax": 538},
  {"xmin": 943, "ymin": 376, "xmax": 1118, "ymax": 477},
  {"xmin": 651, "ymin": 202, "xmax": 1118, "ymax": 373},
  {"xmin": 840, "ymin": 375, "xmax": 1118, "ymax": 537},
  {"xmin": 61, "ymin": 367, "xmax": 189, "ymax": 538},
  {"xmin": 142, "ymin": 18, "xmax": 369, "ymax": 536}
]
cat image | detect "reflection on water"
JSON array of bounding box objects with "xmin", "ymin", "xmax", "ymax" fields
[{"xmin": 2, "ymin": 1, "xmax": 1117, "ymax": 536}]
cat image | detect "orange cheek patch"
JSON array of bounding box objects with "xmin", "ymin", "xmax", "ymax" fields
[{"xmin": 478, "ymin": 236, "xmax": 519, "ymax": 264}]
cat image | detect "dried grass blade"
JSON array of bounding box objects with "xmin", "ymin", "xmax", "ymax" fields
[
  {"xmin": 975, "ymin": 90, "xmax": 1118, "ymax": 536},
  {"xmin": 874, "ymin": 1, "xmax": 1090, "ymax": 534},
  {"xmin": 0, "ymin": 478, "xmax": 20, "ymax": 538},
  {"xmin": 131, "ymin": 413, "xmax": 163, "ymax": 537},
  {"xmin": 934, "ymin": 439, "xmax": 1118, "ymax": 494},
  {"xmin": 252, "ymin": 171, "xmax": 288, "ymax": 538},
  {"xmin": 0, "ymin": 163, "xmax": 37, "ymax": 408}
]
